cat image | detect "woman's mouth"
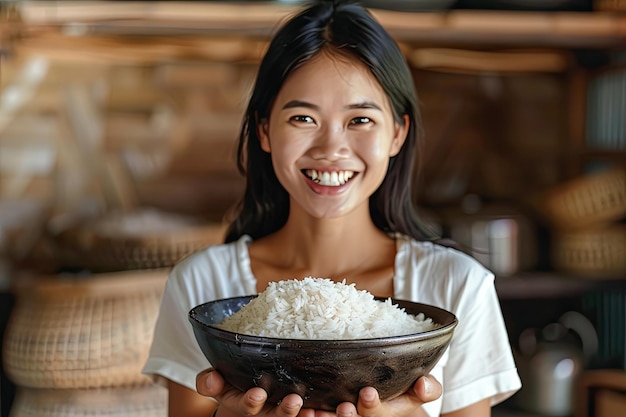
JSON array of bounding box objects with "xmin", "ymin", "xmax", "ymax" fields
[{"xmin": 303, "ymin": 169, "xmax": 356, "ymax": 187}]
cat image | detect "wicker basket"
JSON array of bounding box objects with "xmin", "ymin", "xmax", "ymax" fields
[
  {"xmin": 542, "ymin": 168, "xmax": 626, "ymax": 231},
  {"xmin": 552, "ymin": 225, "xmax": 626, "ymax": 278},
  {"xmin": 9, "ymin": 385, "xmax": 167, "ymax": 417},
  {"xmin": 3, "ymin": 269, "xmax": 168, "ymax": 389},
  {"xmin": 56, "ymin": 208, "xmax": 227, "ymax": 272}
]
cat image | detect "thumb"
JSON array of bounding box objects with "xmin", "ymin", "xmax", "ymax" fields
[{"xmin": 412, "ymin": 375, "xmax": 442, "ymax": 403}]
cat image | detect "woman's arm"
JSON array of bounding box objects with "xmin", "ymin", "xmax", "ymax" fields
[
  {"xmin": 442, "ymin": 398, "xmax": 491, "ymax": 417},
  {"xmin": 168, "ymin": 379, "xmax": 218, "ymax": 417}
]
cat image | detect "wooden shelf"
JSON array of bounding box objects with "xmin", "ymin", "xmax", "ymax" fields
[
  {"xmin": 493, "ymin": 406, "xmax": 547, "ymax": 417},
  {"xmin": 375, "ymin": 9, "xmax": 626, "ymax": 48},
  {"xmin": 584, "ymin": 149, "xmax": 626, "ymax": 161},
  {"xmin": 495, "ymin": 272, "xmax": 626, "ymax": 299},
  {"xmin": 12, "ymin": 1, "xmax": 626, "ymax": 50}
]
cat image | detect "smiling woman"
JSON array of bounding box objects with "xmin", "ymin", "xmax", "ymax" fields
[
  {"xmin": 142, "ymin": 2, "xmax": 521, "ymax": 417},
  {"xmin": 256, "ymin": 49, "xmax": 408, "ymax": 216}
]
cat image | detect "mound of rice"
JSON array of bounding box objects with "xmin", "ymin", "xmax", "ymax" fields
[{"xmin": 216, "ymin": 277, "xmax": 436, "ymax": 339}]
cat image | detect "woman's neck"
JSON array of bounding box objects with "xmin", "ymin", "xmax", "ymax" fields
[{"xmin": 249, "ymin": 204, "xmax": 396, "ymax": 282}]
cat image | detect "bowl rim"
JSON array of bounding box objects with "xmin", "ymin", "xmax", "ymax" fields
[{"xmin": 188, "ymin": 295, "xmax": 458, "ymax": 346}]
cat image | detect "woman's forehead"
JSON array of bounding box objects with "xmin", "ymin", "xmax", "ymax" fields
[{"xmin": 274, "ymin": 50, "xmax": 386, "ymax": 106}]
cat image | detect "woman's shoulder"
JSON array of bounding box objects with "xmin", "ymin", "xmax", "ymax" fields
[
  {"xmin": 176, "ymin": 234, "xmax": 252, "ymax": 268},
  {"xmin": 394, "ymin": 234, "xmax": 498, "ymax": 316},
  {"xmin": 166, "ymin": 235, "xmax": 254, "ymax": 297},
  {"xmin": 395, "ymin": 234, "xmax": 494, "ymax": 285},
  {"xmin": 396, "ymin": 234, "xmax": 484, "ymax": 263}
]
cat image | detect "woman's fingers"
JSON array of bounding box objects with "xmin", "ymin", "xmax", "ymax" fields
[
  {"xmin": 196, "ymin": 370, "xmax": 267, "ymax": 414},
  {"xmin": 353, "ymin": 376, "xmax": 442, "ymax": 417},
  {"xmin": 335, "ymin": 401, "xmax": 358, "ymax": 417},
  {"xmin": 412, "ymin": 375, "xmax": 442, "ymax": 403},
  {"xmin": 275, "ymin": 393, "xmax": 304, "ymax": 417},
  {"xmin": 196, "ymin": 369, "xmax": 304, "ymax": 417},
  {"xmin": 355, "ymin": 386, "xmax": 381, "ymax": 417},
  {"xmin": 196, "ymin": 368, "xmax": 224, "ymax": 397},
  {"xmin": 197, "ymin": 371, "xmax": 441, "ymax": 417}
]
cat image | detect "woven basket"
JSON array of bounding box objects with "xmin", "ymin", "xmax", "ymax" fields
[
  {"xmin": 552, "ymin": 225, "xmax": 626, "ymax": 278},
  {"xmin": 56, "ymin": 208, "xmax": 227, "ymax": 272},
  {"xmin": 9, "ymin": 385, "xmax": 167, "ymax": 417},
  {"xmin": 3, "ymin": 269, "xmax": 168, "ymax": 389},
  {"xmin": 542, "ymin": 168, "xmax": 626, "ymax": 231}
]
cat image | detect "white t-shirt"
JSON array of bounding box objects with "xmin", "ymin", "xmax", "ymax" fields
[{"xmin": 143, "ymin": 234, "xmax": 521, "ymax": 416}]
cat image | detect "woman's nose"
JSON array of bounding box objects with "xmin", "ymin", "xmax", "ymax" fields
[{"xmin": 311, "ymin": 124, "xmax": 349, "ymax": 160}]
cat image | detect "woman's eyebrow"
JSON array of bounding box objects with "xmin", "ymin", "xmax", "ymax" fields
[
  {"xmin": 282, "ymin": 100, "xmax": 318, "ymax": 110},
  {"xmin": 281, "ymin": 100, "xmax": 382, "ymax": 111},
  {"xmin": 346, "ymin": 101, "xmax": 382, "ymax": 111}
]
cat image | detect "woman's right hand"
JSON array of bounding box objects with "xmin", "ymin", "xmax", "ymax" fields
[{"xmin": 196, "ymin": 369, "xmax": 304, "ymax": 417}]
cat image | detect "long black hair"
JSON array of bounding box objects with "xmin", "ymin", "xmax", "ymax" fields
[{"xmin": 224, "ymin": 0, "xmax": 437, "ymax": 243}]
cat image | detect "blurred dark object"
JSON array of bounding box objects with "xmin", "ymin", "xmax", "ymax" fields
[
  {"xmin": 595, "ymin": 0, "xmax": 626, "ymax": 11},
  {"xmin": 583, "ymin": 289, "xmax": 626, "ymax": 369},
  {"xmin": 1, "ymin": 292, "xmax": 16, "ymax": 417},
  {"xmin": 575, "ymin": 369, "xmax": 626, "ymax": 417},
  {"xmin": 454, "ymin": 0, "xmax": 594, "ymax": 11},
  {"xmin": 586, "ymin": 66, "xmax": 626, "ymax": 152}
]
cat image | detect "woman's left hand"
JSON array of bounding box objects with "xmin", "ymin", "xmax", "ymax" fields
[{"xmin": 319, "ymin": 375, "xmax": 441, "ymax": 417}]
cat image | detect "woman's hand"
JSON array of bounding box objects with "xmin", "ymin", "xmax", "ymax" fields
[
  {"xmin": 197, "ymin": 369, "xmax": 440, "ymax": 417},
  {"xmin": 333, "ymin": 375, "xmax": 442, "ymax": 417},
  {"xmin": 196, "ymin": 369, "xmax": 303, "ymax": 417}
]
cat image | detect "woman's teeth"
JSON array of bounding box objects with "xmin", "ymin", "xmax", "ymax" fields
[{"xmin": 305, "ymin": 169, "xmax": 355, "ymax": 186}]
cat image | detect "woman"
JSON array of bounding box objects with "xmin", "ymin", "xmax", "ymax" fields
[{"xmin": 143, "ymin": 1, "xmax": 522, "ymax": 416}]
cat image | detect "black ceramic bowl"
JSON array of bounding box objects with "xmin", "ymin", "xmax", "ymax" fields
[{"xmin": 188, "ymin": 296, "xmax": 458, "ymax": 411}]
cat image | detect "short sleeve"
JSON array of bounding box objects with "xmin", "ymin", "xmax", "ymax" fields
[
  {"xmin": 141, "ymin": 265, "xmax": 212, "ymax": 390},
  {"xmin": 394, "ymin": 237, "xmax": 521, "ymax": 415},
  {"xmin": 440, "ymin": 271, "xmax": 521, "ymax": 413},
  {"xmin": 142, "ymin": 237, "xmax": 256, "ymax": 391}
]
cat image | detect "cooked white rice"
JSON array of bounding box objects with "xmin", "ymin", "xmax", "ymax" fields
[{"xmin": 216, "ymin": 277, "xmax": 436, "ymax": 339}]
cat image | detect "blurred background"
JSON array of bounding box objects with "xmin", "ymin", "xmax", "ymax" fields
[{"xmin": 0, "ymin": 1, "xmax": 625, "ymax": 416}]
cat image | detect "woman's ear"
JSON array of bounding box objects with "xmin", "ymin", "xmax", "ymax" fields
[
  {"xmin": 258, "ymin": 119, "xmax": 271, "ymax": 153},
  {"xmin": 389, "ymin": 114, "xmax": 409, "ymax": 157}
]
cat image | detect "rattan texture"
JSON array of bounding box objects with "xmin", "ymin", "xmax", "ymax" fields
[
  {"xmin": 542, "ymin": 168, "xmax": 626, "ymax": 231},
  {"xmin": 3, "ymin": 271, "xmax": 167, "ymax": 389},
  {"xmin": 58, "ymin": 220, "xmax": 227, "ymax": 272},
  {"xmin": 9, "ymin": 385, "xmax": 167, "ymax": 417},
  {"xmin": 552, "ymin": 225, "xmax": 626, "ymax": 278}
]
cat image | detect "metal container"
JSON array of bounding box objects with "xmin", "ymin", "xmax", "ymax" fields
[
  {"xmin": 441, "ymin": 203, "xmax": 538, "ymax": 276},
  {"xmin": 513, "ymin": 311, "xmax": 598, "ymax": 416}
]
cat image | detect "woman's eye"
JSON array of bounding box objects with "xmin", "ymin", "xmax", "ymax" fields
[
  {"xmin": 290, "ymin": 115, "xmax": 314, "ymax": 123},
  {"xmin": 350, "ymin": 117, "xmax": 372, "ymax": 125}
]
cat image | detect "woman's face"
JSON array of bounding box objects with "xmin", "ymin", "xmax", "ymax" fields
[{"xmin": 258, "ymin": 50, "xmax": 408, "ymax": 220}]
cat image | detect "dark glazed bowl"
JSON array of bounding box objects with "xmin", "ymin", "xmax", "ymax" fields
[{"xmin": 188, "ymin": 296, "xmax": 458, "ymax": 411}]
